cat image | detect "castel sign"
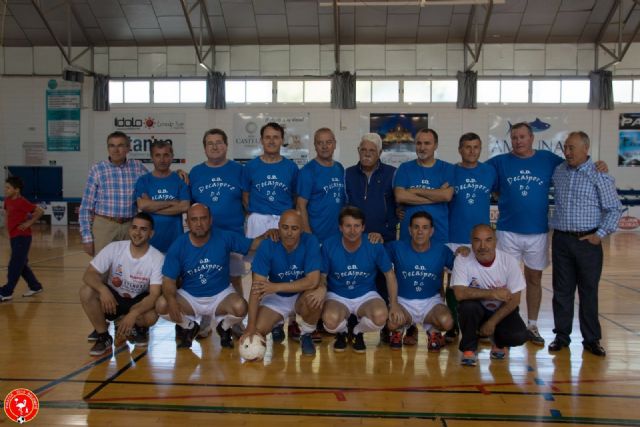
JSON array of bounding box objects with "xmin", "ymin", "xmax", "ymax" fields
[{"xmin": 112, "ymin": 113, "xmax": 186, "ymax": 163}]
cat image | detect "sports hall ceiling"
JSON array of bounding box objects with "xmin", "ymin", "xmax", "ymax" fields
[{"xmin": 1, "ymin": 0, "xmax": 639, "ymax": 47}]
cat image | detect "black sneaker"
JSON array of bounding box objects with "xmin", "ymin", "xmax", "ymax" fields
[
  {"xmin": 445, "ymin": 327, "xmax": 459, "ymax": 344},
  {"xmin": 88, "ymin": 330, "xmax": 99, "ymax": 342},
  {"xmin": 177, "ymin": 322, "xmax": 200, "ymax": 349},
  {"xmin": 216, "ymin": 322, "xmax": 234, "ymax": 348},
  {"xmin": 334, "ymin": 332, "xmax": 348, "ymax": 352},
  {"xmin": 379, "ymin": 325, "xmax": 390, "ymax": 345},
  {"xmin": 347, "ymin": 314, "xmax": 358, "ymax": 340},
  {"xmin": 352, "ymin": 332, "xmax": 366, "ymax": 353},
  {"xmin": 89, "ymin": 333, "xmax": 113, "ymax": 356},
  {"xmin": 134, "ymin": 326, "xmax": 150, "ymax": 347},
  {"xmin": 271, "ymin": 324, "xmax": 285, "ymax": 343}
]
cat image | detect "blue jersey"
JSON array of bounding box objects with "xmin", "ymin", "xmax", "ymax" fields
[
  {"xmin": 394, "ymin": 159, "xmax": 455, "ymax": 244},
  {"xmin": 252, "ymin": 233, "xmax": 321, "ymax": 297},
  {"xmin": 134, "ymin": 172, "xmax": 190, "ymax": 253},
  {"xmin": 448, "ymin": 162, "xmax": 497, "ymax": 244},
  {"xmin": 321, "ymin": 234, "xmax": 392, "ymax": 299},
  {"xmin": 297, "ymin": 159, "xmax": 345, "ymax": 242},
  {"xmin": 242, "ymin": 157, "xmax": 298, "ymax": 215},
  {"xmin": 189, "ymin": 161, "xmax": 244, "ymax": 234},
  {"xmin": 488, "ymin": 151, "xmax": 563, "ymax": 234},
  {"xmin": 386, "ymin": 240, "xmax": 454, "ymax": 300},
  {"xmin": 162, "ymin": 230, "xmax": 252, "ymax": 297}
]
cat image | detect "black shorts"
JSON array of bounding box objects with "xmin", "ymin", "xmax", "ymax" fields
[{"xmin": 104, "ymin": 286, "xmax": 149, "ymax": 321}]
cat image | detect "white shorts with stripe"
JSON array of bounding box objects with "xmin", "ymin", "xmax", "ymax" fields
[{"xmin": 326, "ymin": 291, "xmax": 383, "ymax": 316}]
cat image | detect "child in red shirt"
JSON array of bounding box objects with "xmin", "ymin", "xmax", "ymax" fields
[{"xmin": 1, "ymin": 176, "xmax": 44, "ymax": 301}]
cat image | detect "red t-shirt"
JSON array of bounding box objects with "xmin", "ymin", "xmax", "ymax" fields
[{"xmin": 4, "ymin": 196, "xmax": 36, "ymax": 238}]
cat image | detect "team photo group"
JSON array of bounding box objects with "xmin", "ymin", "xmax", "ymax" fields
[{"xmin": 70, "ymin": 120, "xmax": 622, "ymax": 366}]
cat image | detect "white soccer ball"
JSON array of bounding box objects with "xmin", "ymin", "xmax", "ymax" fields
[
  {"xmin": 239, "ymin": 334, "xmax": 266, "ymax": 361},
  {"xmin": 17, "ymin": 416, "xmax": 26, "ymax": 424}
]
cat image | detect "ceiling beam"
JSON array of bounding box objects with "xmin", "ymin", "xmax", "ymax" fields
[
  {"xmin": 179, "ymin": 0, "xmax": 216, "ymax": 73},
  {"xmin": 595, "ymin": 0, "xmax": 640, "ymax": 70},
  {"xmin": 334, "ymin": 0, "xmax": 340, "ymax": 72},
  {"xmin": 463, "ymin": 0, "xmax": 493, "ymax": 71}
]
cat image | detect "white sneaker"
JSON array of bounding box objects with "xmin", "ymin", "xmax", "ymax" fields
[
  {"xmin": 23, "ymin": 288, "xmax": 43, "ymax": 297},
  {"xmin": 0, "ymin": 295, "xmax": 13, "ymax": 302}
]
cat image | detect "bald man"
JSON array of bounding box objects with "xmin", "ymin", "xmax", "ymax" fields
[
  {"xmin": 157, "ymin": 203, "xmax": 275, "ymax": 349},
  {"xmin": 451, "ymin": 224, "xmax": 528, "ymax": 366},
  {"xmin": 241, "ymin": 210, "xmax": 323, "ymax": 356}
]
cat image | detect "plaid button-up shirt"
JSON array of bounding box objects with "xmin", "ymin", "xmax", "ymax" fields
[
  {"xmin": 550, "ymin": 158, "xmax": 623, "ymax": 238},
  {"xmin": 79, "ymin": 158, "xmax": 148, "ymax": 243}
]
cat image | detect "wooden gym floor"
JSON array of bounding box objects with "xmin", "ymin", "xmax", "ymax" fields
[{"xmin": 1, "ymin": 225, "xmax": 639, "ymax": 426}]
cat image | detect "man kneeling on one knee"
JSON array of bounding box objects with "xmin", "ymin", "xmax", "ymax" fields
[{"xmin": 451, "ymin": 224, "xmax": 528, "ymax": 366}]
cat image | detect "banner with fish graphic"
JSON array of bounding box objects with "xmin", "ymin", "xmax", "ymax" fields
[
  {"xmin": 618, "ymin": 113, "xmax": 640, "ymax": 167},
  {"xmin": 488, "ymin": 115, "xmax": 569, "ymax": 159}
]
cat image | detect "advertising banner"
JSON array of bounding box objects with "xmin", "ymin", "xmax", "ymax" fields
[
  {"xmin": 369, "ymin": 113, "xmax": 428, "ymax": 168},
  {"xmin": 46, "ymin": 79, "xmax": 81, "ymax": 151},
  {"xmin": 112, "ymin": 113, "xmax": 186, "ymax": 163},
  {"xmin": 488, "ymin": 115, "xmax": 568, "ymax": 158},
  {"xmin": 618, "ymin": 113, "xmax": 640, "ymax": 167}
]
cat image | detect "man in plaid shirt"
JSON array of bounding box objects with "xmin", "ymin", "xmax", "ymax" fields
[
  {"xmin": 79, "ymin": 131, "xmax": 148, "ymax": 257},
  {"xmin": 548, "ymin": 131, "xmax": 623, "ymax": 357}
]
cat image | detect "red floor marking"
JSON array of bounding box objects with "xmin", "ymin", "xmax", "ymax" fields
[
  {"xmin": 334, "ymin": 392, "xmax": 347, "ymax": 401},
  {"xmin": 476, "ymin": 386, "xmax": 491, "ymax": 395}
]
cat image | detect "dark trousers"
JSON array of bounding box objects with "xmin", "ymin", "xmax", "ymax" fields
[
  {"xmin": 3, "ymin": 236, "xmax": 42, "ymax": 295},
  {"xmin": 458, "ymin": 300, "xmax": 528, "ymax": 352},
  {"xmin": 551, "ymin": 231, "xmax": 603, "ymax": 345}
]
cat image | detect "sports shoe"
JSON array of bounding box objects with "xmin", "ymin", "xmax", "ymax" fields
[
  {"xmin": 379, "ymin": 325, "xmax": 390, "ymax": 345},
  {"xmin": 460, "ymin": 350, "xmax": 477, "ymax": 366},
  {"xmin": 89, "ymin": 333, "xmax": 113, "ymax": 356},
  {"xmin": 216, "ymin": 322, "xmax": 234, "ymax": 348},
  {"xmin": 288, "ymin": 320, "xmax": 301, "ymax": 341},
  {"xmin": 0, "ymin": 294, "xmax": 13, "ymax": 302},
  {"xmin": 271, "ymin": 324, "xmax": 285, "ymax": 343},
  {"xmin": 334, "ymin": 332, "xmax": 348, "ymax": 352},
  {"xmin": 311, "ymin": 329, "xmax": 323, "ymax": 343},
  {"xmin": 134, "ymin": 326, "xmax": 150, "ymax": 347},
  {"xmin": 527, "ymin": 325, "xmax": 545, "ymax": 346},
  {"xmin": 177, "ymin": 322, "xmax": 200, "ymax": 349},
  {"xmin": 22, "ymin": 288, "xmax": 43, "ymax": 297},
  {"xmin": 197, "ymin": 315, "xmax": 213, "ymax": 339},
  {"xmin": 352, "ymin": 332, "xmax": 366, "ymax": 353},
  {"xmin": 389, "ymin": 329, "xmax": 403, "ymax": 350},
  {"xmin": 490, "ymin": 345, "xmax": 508, "ymax": 360},
  {"xmin": 427, "ymin": 331, "xmax": 445, "ymax": 353},
  {"xmin": 403, "ymin": 324, "xmax": 418, "ymax": 346},
  {"xmin": 175, "ymin": 324, "xmax": 183, "ymax": 341},
  {"xmin": 88, "ymin": 330, "xmax": 99, "ymax": 342},
  {"xmin": 444, "ymin": 327, "xmax": 458, "ymax": 344},
  {"xmin": 231, "ymin": 322, "xmax": 245, "ymax": 338},
  {"xmin": 300, "ymin": 333, "xmax": 316, "ymax": 356},
  {"xmin": 347, "ymin": 314, "xmax": 357, "ymax": 340}
]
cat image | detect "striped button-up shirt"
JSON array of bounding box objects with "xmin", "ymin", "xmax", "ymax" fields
[
  {"xmin": 79, "ymin": 158, "xmax": 148, "ymax": 243},
  {"xmin": 550, "ymin": 158, "xmax": 623, "ymax": 238}
]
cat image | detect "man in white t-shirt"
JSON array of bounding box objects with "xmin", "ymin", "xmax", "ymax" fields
[
  {"xmin": 451, "ymin": 224, "xmax": 528, "ymax": 366},
  {"xmin": 79, "ymin": 212, "xmax": 165, "ymax": 356}
]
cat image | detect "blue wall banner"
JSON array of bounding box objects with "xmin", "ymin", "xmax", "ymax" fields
[
  {"xmin": 619, "ymin": 113, "xmax": 640, "ymax": 167},
  {"xmin": 46, "ymin": 79, "xmax": 81, "ymax": 151}
]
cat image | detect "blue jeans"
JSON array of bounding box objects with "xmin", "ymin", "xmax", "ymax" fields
[{"xmin": 2, "ymin": 235, "xmax": 42, "ymax": 296}]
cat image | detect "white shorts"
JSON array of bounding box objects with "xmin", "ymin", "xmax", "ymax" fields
[
  {"xmin": 496, "ymin": 230, "xmax": 549, "ymax": 271},
  {"xmin": 246, "ymin": 213, "xmax": 280, "ymax": 238},
  {"xmin": 178, "ymin": 285, "xmax": 236, "ymax": 325},
  {"xmin": 260, "ymin": 293, "xmax": 297, "ymax": 321},
  {"xmin": 326, "ymin": 291, "xmax": 383, "ymax": 316},
  {"xmin": 398, "ymin": 295, "xmax": 446, "ymax": 326},
  {"xmin": 230, "ymin": 252, "xmax": 247, "ymax": 277}
]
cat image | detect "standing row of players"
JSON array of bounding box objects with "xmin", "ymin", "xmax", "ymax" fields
[{"xmin": 78, "ymin": 122, "xmax": 612, "ymax": 361}]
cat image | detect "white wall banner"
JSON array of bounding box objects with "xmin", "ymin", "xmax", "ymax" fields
[
  {"xmin": 233, "ymin": 113, "xmax": 311, "ymax": 167},
  {"xmin": 112, "ymin": 113, "xmax": 186, "ymax": 163},
  {"xmin": 488, "ymin": 115, "xmax": 569, "ymax": 158}
]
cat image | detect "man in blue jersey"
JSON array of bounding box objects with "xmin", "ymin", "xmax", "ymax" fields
[
  {"xmin": 190, "ymin": 129, "xmax": 246, "ymax": 294},
  {"xmin": 321, "ymin": 206, "xmax": 402, "ymax": 353},
  {"xmin": 345, "ymin": 133, "xmax": 399, "ymax": 345},
  {"xmin": 394, "ymin": 128, "xmax": 455, "ymax": 244},
  {"xmin": 387, "ymin": 211, "xmax": 468, "ymax": 352},
  {"xmin": 156, "ymin": 203, "xmax": 275, "ymax": 349},
  {"xmin": 446, "ymin": 133, "xmax": 498, "ymax": 341},
  {"xmin": 487, "ymin": 122, "xmax": 607, "ymax": 346},
  {"xmin": 297, "ymin": 127, "xmax": 345, "ymax": 243},
  {"xmin": 241, "ymin": 210, "xmax": 323, "ymax": 356},
  {"xmin": 134, "ymin": 141, "xmax": 190, "ymax": 253},
  {"xmin": 243, "ymin": 122, "xmax": 299, "ymax": 239}
]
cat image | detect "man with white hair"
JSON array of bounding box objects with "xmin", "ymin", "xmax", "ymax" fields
[{"xmin": 345, "ymin": 133, "xmax": 399, "ymax": 344}]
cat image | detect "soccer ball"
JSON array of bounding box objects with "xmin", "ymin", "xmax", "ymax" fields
[
  {"xmin": 239, "ymin": 334, "xmax": 266, "ymax": 361},
  {"xmin": 17, "ymin": 416, "xmax": 26, "ymax": 424}
]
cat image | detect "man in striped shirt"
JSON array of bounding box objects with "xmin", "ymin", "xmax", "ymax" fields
[
  {"xmin": 79, "ymin": 131, "xmax": 148, "ymax": 257},
  {"xmin": 548, "ymin": 131, "xmax": 623, "ymax": 357}
]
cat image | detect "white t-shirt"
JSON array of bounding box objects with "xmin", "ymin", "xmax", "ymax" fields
[
  {"xmin": 91, "ymin": 240, "xmax": 164, "ymax": 299},
  {"xmin": 450, "ymin": 249, "xmax": 526, "ymax": 311}
]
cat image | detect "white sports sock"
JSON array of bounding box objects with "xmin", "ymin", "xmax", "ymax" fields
[
  {"xmin": 297, "ymin": 319, "xmax": 316, "ymax": 335},
  {"xmin": 353, "ymin": 316, "xmax": 382, "ymax": 334},
  {"xmin": 159, "ymin": 313, "xmax": 193, "ymax": 329},
  {"xmin": 323, "ymin": 318, "xmax": 347, "ymax": 334},
  {"xmin": 528, "ymin": 319, "xmax": 538, "ymax": 328}
]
